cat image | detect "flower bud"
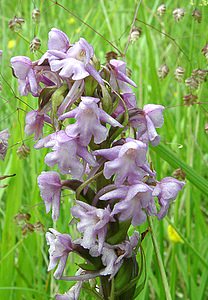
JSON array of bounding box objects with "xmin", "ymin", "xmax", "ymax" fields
[
  {"xmin": 30, "ymin": 37, "xmax": 41, "ymax": 52},
  {"xmin": 174, "ymin": 66, "xmax": 185, "ymax": 82},
  {"xmin": 192, "ymin": 8, "xmax": 202, "ymax": 23},
  {"xmin": 32, "ymin": 8, "xmax": 41, "ymax": 23},
  {"xmin": 173, "ymin": 8, "xmax": 185, "ymax": 22},
  {"xmin": 130, "ymin": 27, "xmax": 142, "ymax": 43},
  {"xmin": 183, "ymin": 94, "xmax": 198, "ymax": 106},
  {"xmin": 16, "ymin": 144, "xmax": 30, "ymax": 159},
  {"xmin": 202, "ymin": 43, "xmax": 208, "ymax": 59},
  {"xmin": 8, "ymin": 16, "xmax": 24, "ymax": 31},
  {"xmin": 157, "ymin": 4, "xmax": 166, "ymax": 16},
  {"xmin": 158, "ymin": 64, "xmax": 169, "ymax": 79}
]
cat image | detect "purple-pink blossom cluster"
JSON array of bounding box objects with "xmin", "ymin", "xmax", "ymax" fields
[{"xmin": 11, "ymin": 28, "xmax": 185, "ymax": 300}]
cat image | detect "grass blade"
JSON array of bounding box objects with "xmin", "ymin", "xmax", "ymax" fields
[{"xmin": 151, "ymin": 143, "xmax": 208, "ymax": 196}]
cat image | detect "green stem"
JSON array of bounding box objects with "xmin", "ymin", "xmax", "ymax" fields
[
  {"xmin": 76, "ymin": 170, "xmax": 103, "ymax": 200},
  {"xmin": 147, "ymin": 216, "xmax": 172, "ymax": 300},
  {"xmin": 100, "ymin": 276, "xmax": 111, "ymax": 300},
  {"xmin": 109, "ymin": 278, "xmax": 115, "ymax": 300}
]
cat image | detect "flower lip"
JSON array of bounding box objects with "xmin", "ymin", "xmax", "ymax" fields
[
  {"xmin": 38, "ymin": 171, "xmax": 62, "ymax": 221},
  {"xmin": 46, "ymin": 228, "xmax": 73, "ymax": 279}
]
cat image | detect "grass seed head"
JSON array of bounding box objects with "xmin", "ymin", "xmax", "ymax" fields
[
  {"xmin": 17, "ymin": 144, "xmax": 30, "ymax": 159},
  {"xmin": 33, "ymin": 221, "xmax": 45, "ymax": 232},
  {"xmin": 201, "ymin": 43, "xmax": 208, "ymax": 59},
  {"xmin": 173, "ymin": 8, "xmax": 185, "ymax": 22},
  {"xmin": 14, "ymin": 213, "xmax": 31, "ymax": 224},
  {"xmin": 130, "ymin": 27, "xmax": 142, "ymax": 43},
  {"xmin": 157, "ymin": 4, "xmax": 166, "ymax": 16},
  {"xmin": 22, "ymin": 223, "xmax": 35, "ymax": 235},
  {"xmin": 172, "ymin": 168, "xmax": 186, "ymax": 180},
  {"xmin": 191, "ymin": 69, "xmax": 207, "ymax": 83},
  {"xmin": 183, "ymin": 93, "xmax": 198, "ymax": 106},
  {"xmin": 205, "ymin": 123, "xmax": 208, "ymax": 133},
  {"xmin": 192, "ymin": 8, "xmax": 202, "ymax": 23},
  {"xmin": 8, "ymin": 16, "xmax": 25, "ymax": 31},
  {"xmin": 30, "ymin": 37, "xmax": 41, "ymax": 52},
  {"xmin": 32, "ymin": 8, "xmax": 41, "ymax": 23},
  {"xmin": 174, "ymin": 66, "xmax": 185, "ymax": 82},
  {"xmin": 158, "ymin": 64, "xmax": 169, "ymax": 79},
  {"xmin": 185, "ymin": 76, "xmax": 199, "ymax": 90},
  {"xmin": 105, "ymin": 51, "xmax": 118, "ymax": 62}
]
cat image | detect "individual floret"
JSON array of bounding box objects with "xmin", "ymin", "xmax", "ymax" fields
[
  {"xmin": 153, "ymin": 177, "xmax": 185, "ymax": 219},
  {"xmin": 71, "ymin": 201, "xmax": 114, "ymax": 253},
  {"xmin": 94, "ymin": 138, "xmax": 150, "ymax": 185},
  {"xmin": 46, "ymin": 228, "xmax": 74, "ymax": 279},
  {"xmin": 59, "ymin": 97, "xmax": 122, "ymax": 146}
]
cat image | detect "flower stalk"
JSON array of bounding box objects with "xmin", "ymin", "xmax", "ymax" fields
[{"xmin": 148, "ymin": 216, "xmax": 172, "ymax": 300}]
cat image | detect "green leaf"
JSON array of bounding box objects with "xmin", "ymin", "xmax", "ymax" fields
[
  {"xmin": 51, "ymin": 84, "xmax": 68, "ymax": 119},
  {"xmin": 85, "ymin": 76, "xmax": 98, "ymax": 96},
  {"xmin": 100, "ymin": 85, "xmax": 113, "ymax": 114},
  {"xmin": 62, "ymin": 179, "xmax": 95, "ymax": 203},
  {"xmin": 133, "ymin": 247, "xmax": 147, "ymax": 298},
  {"xmin": 106, "ymin": 220, "xmax": 131, "ymax": 244},
  {"xmin": 114, "ymin": 258, "xmax": 135, "ymax": 294},
  {"xmin": 82, "ymin": 282, "xmax": 104, "ymax": 300},
  {"xmin": 38, "ymin": 86, "xmax": 57, "ymax": 110},
  {"xmin": 77, "ymin": 263, "xmax": 98, "ymax": 271},
  {"xmin": 114, "ymin": 251, "xmax": 144, "ymax": 298}
]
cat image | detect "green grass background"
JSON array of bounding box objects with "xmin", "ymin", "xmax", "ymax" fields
[{"xmin": 0, "ymin": 0, "xmax": 208, "ymax": 299}]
